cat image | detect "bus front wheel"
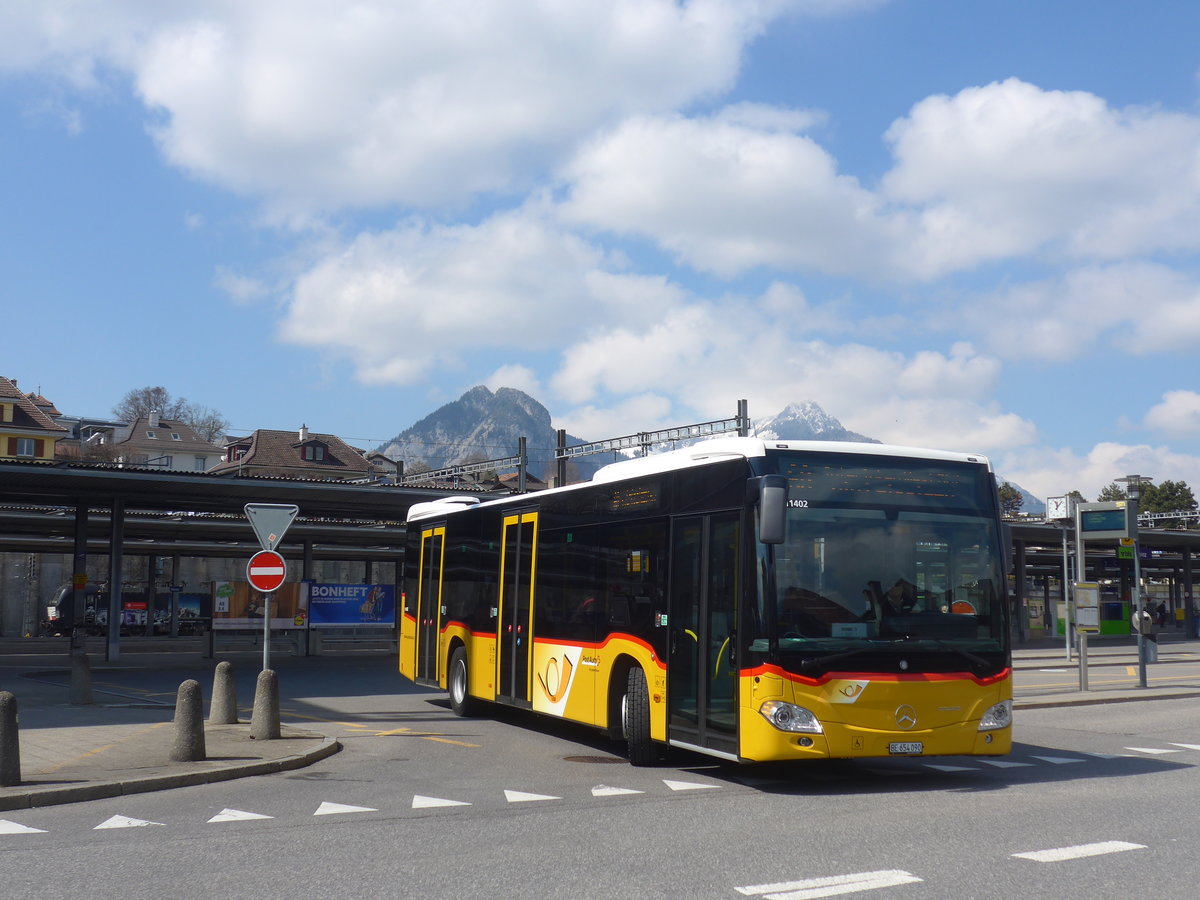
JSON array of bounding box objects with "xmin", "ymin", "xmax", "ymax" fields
[
  {"xmin": 448, "ymin": 646, "xmax": 477, "ymax": 717},
  {"xmin": 622, "ymin": 666, "xmax": 656, "ymax": 766}
]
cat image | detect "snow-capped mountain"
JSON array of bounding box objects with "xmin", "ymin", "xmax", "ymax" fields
[{"xmin": 753, "ymin": 401, "xmax": 879, "ymax": 444}]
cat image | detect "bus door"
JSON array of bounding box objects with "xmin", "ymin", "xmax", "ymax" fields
[
  {"xmin": 497, "ymin": 511, "xmax": 538, "ymax": 707},
  {"xmin": 668, "ymin": 512, "xmax": 739, "ymax": 757},
  {"xmin": 412, "ymin": 526, "xmax": 445, "ymax": 685}
]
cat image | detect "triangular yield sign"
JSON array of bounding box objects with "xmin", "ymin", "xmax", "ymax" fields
[
  {"xmin": 0, "ymin": 819, "xmax": 47, "ymax": 835},
  {"xmin": 244, "ymin": 503, "xmax": 299, "ymax": 551},
  {"xmin": 662, "ymin": 779, "xmax": 719, "ymax": 791},
  {"xmin": 412, "ymin": 795, "xmax": 471, "ymax": 809},
  {"xmin": 207, "ymin": 808, "xmax": 273, "ymax": 823},
  {"xmin": 94, "ymin": 815, "xmax": 164, "ymax": 830},
  {"xmin": 504, "ymin": 789, "xmax": 560, "ymax": 803},
  {"xmin": 313, "ymin": 801, "xmax": 377, "ymax": 816}
]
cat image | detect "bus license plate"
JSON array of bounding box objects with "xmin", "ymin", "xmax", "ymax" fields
[{"xmin": 888, "ymin": 742, "xmax": 923, "ymax": 755}]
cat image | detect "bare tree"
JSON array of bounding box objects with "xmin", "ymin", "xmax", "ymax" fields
[
  {"xmin": 112, "ymin": 386, "xmax": 229, "ymax": 442},
  {"xmin": 184, "ymin": 404, "xmax": 231, "ymax": 443},
  {"xmin": 112, "ymin": 386, "xmax": 189, "ymax": 422}
]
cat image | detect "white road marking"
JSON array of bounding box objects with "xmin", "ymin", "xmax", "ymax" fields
[
  {"xmin": 977, "ymin": 759, "xmax": 1033, "ymax": 768},
  {"xmin": 591, "ymin": 785, "xmax": 644, "ymax": 797},
  {"xmin": 1012, "ymin": 840, "xmax": 1146, "ymax": 863},
  {"xmin": 504, "ymin": 789, "xmax": 561, "ymax": 803},
  {"xmin": 207, "ymin": 808, "xmax": 273, "ymax": 823},
  {"xmin": 94, "ymin": 815, "xmax": 164, "ymax": 830},
  {"xmin": 1124, "ymin": 747, "xmax": 1180, "ymax": 755},
  {"xmin": 735, "ymin": 868, "xmax": 922, "ymax": 898},
  {"xmin": 923, "ymin": 764, "xmax": 975, "ymax": 772},
  {"xmin": 1168, "ymin": 743, "xmax": 1200, "ymax": 751},
  {"xmin": 0, "ymin": 819, "xmax": 47, "ymax": 835},
  {"xmin": 1082, "ymin": 752, "xmax": 1130, "ymax": 759},
  {"xmin": 313, "ymin": 801, "xmax": 376, "ymax": 816},
  {"xmin": 663, "ymin": 779, "xmax": 720, "ymax": 791},
  {"xmin": 412, "ymin": 795, "xmax": 471, "ymax": 809},
  {"xmin": 1031, "ymin": 755, "xmax": 1086, "ymax": 764}
]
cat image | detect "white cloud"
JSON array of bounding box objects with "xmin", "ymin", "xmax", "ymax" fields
[
  {"xmin": 1145, "ymin": 391, "xmax": 1200, "ymax": 438},
  {"xmin": 559, "ymin": 109, "xmax": 898, "ymax": 278},
  {"xmin": 883, "ymin": 78, "xmax": 1200, "ymax": 278},
  {"xmin": 6, "ymin": 1, "xmax": 794, "ymax": 213},
  {"xmin": 549, "ymin": 291, "xmax": 1035, "ymax": 455},
  {"xmin": 214, "ymin": 266, "xmax": 269, "ymax": 304},
  {"xmin": 485, "ymin": 364, "xmax": 541, "ymax": 398},
  {"xmin": 280, "ymin": 207, "xmax": 683, "ymax": 385},
  {"xmin": 1000, "ymin": 441, "xmax": 1200, "ymax": 504},
  {"xmin": 955, "ymin": 262, "xmax": 1200, "ymax": 361}
]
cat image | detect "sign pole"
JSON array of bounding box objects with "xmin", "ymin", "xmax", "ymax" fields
[
  {"xmin": 263, "ymin": 590, "xmax": 271, "ymax": 672},
  {"xmin": 244, "ymin": 504, "xmax": 299, "ymax": 673}
]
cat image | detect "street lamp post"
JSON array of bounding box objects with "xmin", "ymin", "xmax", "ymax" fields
[{"xmin": 1117, "ymin": 475, "xmax": 1153, "ymax": 689}]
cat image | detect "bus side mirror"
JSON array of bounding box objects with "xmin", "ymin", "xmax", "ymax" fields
[{"xmin": 758, "ymin": 475, "xmax": 788, "ymax": 545}]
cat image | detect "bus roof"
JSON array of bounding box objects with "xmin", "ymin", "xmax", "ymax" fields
[
  {"xmin": 404, "ymin": 437, "xmax": 994, "ymax": 523},
  {"xmin": 592, "ymin": 437, "xmax": 993, "ymax": 482}
]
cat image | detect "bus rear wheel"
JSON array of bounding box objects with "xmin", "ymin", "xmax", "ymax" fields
[
  {"xmin": 448, "ymin": 646, "xmax": 477, "ymax": 717},
  {"xmin": 622, "ymin": 666, "xmax": 656, "ymax": 766}
]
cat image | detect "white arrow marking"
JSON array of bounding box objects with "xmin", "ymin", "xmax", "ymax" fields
[
  {"xmin": 977, "ymin": 759, "xmax": 1033, "ymax": 768},
  {"xmin": 1013, "ymin": 841, "xmax": 1146, "ymax": 863},
  {"xmin": 0, "ymin": 819, "xmax": 48, "ymax": 835},
  {"xmin": 1168, "ymin": 743, "xmax": 1200, "ymax": 751},
  {"xmin": 1031, "ymin": 755, "xmax": 1086, "ymax": 764},
  {"xmin": 313, "ymin": 802, "xmax": 377, "ymax": 816},
  {"xmin": 207, "ymin": 808, "xmax": 273, "ymax": 823},
  {"xmin": 94, "ymin": 815, "xmax": 164, "ymax": 830},
  {"xmin": 735, "ymin": 868, "xmax": 922, "ymax": 898},
  {"xmin": 504, "ymin": 789, "xmax": 561, "ymax": 803},
  {"xmin": 663, "ymin": 779, "xmax": 720, "ymax": 791},
  {"xmin": 923, "ymin": 764, "xmax": 975, "ymax": 772},
  {"xmin": 412, "ymin": 795, "xmax": 471, "ymax": 809},
  {"xmin": 1123, "ymin": 747, "xmax": 1180, "ymax": 755},
  {"xmin": 591, "ymin": 785, "xmax": 644, "ymax": 797},
  {"xmin": 1082, "ymin": 752, "xmax": 1130, "ymax": 759}
]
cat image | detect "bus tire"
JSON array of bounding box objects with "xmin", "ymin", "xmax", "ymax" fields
[
  {"xmin": 448, "ymin": 646, "xmax": 477, "ymax": 717},
  {"xmin": 623, "ymin": 666, "xmax": 656, "ymax": 766}
]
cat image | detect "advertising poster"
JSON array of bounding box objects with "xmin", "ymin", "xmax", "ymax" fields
[
  {"xmin": 211, "ymin": 581, "xmax": 309, "ymax": 630},
  {"xmin": 307, "ymin": 583, "xmax": 396, "ymax": 627}
]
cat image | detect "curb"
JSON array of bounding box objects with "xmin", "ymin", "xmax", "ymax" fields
[
  {"xmin": 0, "ymin": 736, "xmax": 340, "ymax": 812},
  {"xmin": 1014, "ymin": 690, "xmax": 1200, "ymax": 711}
]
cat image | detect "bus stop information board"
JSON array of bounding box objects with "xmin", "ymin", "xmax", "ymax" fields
[{"xmin": 1073, "ymin": 582, "xmax": 1100, "ymax": 634}]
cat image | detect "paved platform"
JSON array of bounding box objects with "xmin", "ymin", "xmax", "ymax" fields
[
  {"xmin": 0, "ymin": 652, "xmax": 339, "ymax": 812},
  {"xmin": 1, "ymin": 635, "xmax": 1198, "ymax": 810}
]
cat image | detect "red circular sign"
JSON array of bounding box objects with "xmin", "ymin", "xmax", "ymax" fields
[{"xmin": 246, "ymin": 549, "xmax": 287, "ymax": 593}]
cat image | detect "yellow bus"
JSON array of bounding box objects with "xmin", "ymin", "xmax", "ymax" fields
[{"xmin": 399, "ymin": 437, "xmax": 1012, "ymax": 765}]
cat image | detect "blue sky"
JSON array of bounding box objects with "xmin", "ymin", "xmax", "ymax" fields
[{"xmin": 2, "ymin": 0, "xmax": 1198, "ymax": 502}]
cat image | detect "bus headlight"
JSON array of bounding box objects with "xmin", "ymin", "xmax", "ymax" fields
[
  {"xmin": 759, "ymin": 700, "xmax": 823, "ymax": 734},
  {"xmin": 978, "ymin": 700, "xmax": 1012, "ymax": 731}
]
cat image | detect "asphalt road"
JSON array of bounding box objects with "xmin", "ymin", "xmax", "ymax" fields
[{"xmin": 4, "ymin": 657, "xmax": 1200, "ymax": 899}]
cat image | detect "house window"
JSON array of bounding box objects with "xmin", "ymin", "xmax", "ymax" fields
[
  {"xmin": 160, "ymin": 455, "xmax": 173, "ymax": 468},
  {"xmin": 303, "ymin": 444, "xmax": 326, "ymax": 461},
  {"xmin": 194, "ymin": 456, "xmax": 207, "ymax": 471},
  {"xmin": 146, "ymin": 431, "xmax": 157, "ymax": 439},
  {"xmin": 16, "ymin": 438, "xmax": 36, "ymax": 457},
  {"xmin": 171, "ymin": 433, "xmax": 182, "ymax": 441}
]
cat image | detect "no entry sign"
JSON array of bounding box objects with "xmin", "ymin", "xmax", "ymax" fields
[{"xmin": 246, "ymin": 549, "xmax": 287, "ymax": 593}]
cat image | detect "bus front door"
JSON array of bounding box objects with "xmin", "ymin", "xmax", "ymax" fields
[
  {"xmin": 668, "ymin": 513, "xmax": 739, "ymax": 758},
  {"xmin": 497, "ymin": 511, "xmax": 538, "ymax": 708},
  {"xmin": 411, "ymin": 526, "xmax": 445, "ymax": 685}
]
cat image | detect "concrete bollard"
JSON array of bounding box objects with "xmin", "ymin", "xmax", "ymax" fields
[
  {"xmin": 169, "ymin": 679, "xmax": 206, "ymax": 762},
  {"xmin": 0, "ymin": 691, "xmax": 20, "ymax": 786},
  {"xmin": 250, "ymin": 669, "xmax": 281, "ymax": 741},
  {"xmin": 70, "ymin": 653, "xmax": 94, "ymax": 705},
  {"xmin": 209, "ymin": 660, "xmax": 238, "ymax": 724}
]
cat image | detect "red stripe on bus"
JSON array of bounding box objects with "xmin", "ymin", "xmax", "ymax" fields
[{"xmin": 743, "ymin": 662, "xmax": 1011, "ymax": 687}]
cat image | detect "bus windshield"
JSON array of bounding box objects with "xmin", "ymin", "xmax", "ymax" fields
[{"xmin": 752, "ymin": 451, "xmax": 1009, "ymax": 676}]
